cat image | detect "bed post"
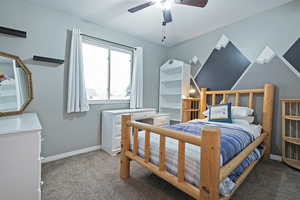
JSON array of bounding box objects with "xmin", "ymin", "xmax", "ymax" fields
[
  {"xmin": 200, "ymin": 127, "xmax": 221, "ymax": 200},
  {"xmin": 199, "ymin": 88, "xmax": 207, "ymax": 119},
  {"xmin": 120, "ymin": 114, "xmax": 131, "ymax": 179},
  {"xmin": 262, "ymin": 84, "xmax": 275, "ymax": 159}
]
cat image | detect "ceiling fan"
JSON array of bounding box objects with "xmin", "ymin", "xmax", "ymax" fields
[{"xmin": 128, "ymin": 0, "xmax": 208, "ymax": 25}]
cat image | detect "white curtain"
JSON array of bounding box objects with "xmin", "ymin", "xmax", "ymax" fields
[
  {"xmin": 67, "ymin": 28, "xmax": 89, "ymax": 113},
  {"xmin": 130, "ymin": 47, "xmax": 143, "ymax": 109}
]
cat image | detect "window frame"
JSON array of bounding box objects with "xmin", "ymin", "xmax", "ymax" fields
[{"xmin": 82, "ymin": 36, "xmax": 134, "ymax": 105}]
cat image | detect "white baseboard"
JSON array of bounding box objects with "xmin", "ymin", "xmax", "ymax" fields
[
  {"xmin": 42, "ymin": 146, "xmax": 282, "ymax": 163},
  {"xmin": 270, "ymin": 154, "xmax": 282, "ymax": 162},
  {"xmin": 42, "ymin": 145, "xmax": 101, "ymax": 164}
]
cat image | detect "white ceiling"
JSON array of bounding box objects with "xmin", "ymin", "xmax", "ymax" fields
[{"xmin": 25, "ymin": 0, "xmax": 293, "ymax": 46}]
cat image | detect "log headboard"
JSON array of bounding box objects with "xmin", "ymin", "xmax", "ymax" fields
[{"xmin": 182, "ymin": 83, "xmax": 275, "ymax": 158}]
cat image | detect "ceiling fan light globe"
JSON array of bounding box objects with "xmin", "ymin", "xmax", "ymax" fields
[{"xmin": 157, "ymin": 0, "xmax": 172, "ymax": 10}]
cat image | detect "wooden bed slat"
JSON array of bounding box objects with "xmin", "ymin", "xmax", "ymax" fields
[
  {"xmin": 212, "ymin": 94, "xmax": 216, "ymax": 105},
  {"xmin": 223, "ymin": 94, "xmax": 227, "ymax": 103},
  {"xmin": 248, "ymin": 92, "xmax": 254, "ymax": 109},
  {"xmin": 159, "ymin": 136, "xmax": 166, "ymax": 171},
  {"xmin": 145, "ymin": 130, "xmax": 151, "ymax": 163},
  {"xmin": 133, "ymin": 128, "xmax": 139, "ymax": 155},
  {"xmin": 178, "ymin": 141, "xmax": 186, "ymax": 182},
  {"xmin": 235, "ymin": 93, "xmax": 240, "ymax": 106}
]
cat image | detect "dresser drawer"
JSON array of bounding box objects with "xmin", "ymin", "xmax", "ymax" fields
[
  {"xmin": 132, "ymin": 111, "xmax": 156, "ymax": 120},
  {"xmin": 153, "ymin": 115, "xmax": 170, "ymax": 126},
  {"xmin": 114, "ymin": 115, "xmax": 122, "ymax": 125},
  {"xmin": 102, "ymin": 109, "xmax": 157, "ymax": 156},
  {"xmin": 112, "ymin": 136, "xmax": 121, "ymax": 150},
  {"xmin": 114, "ymin": 123, "xmax": 122, "ymax": 137},
  {"xmin": 155, "ymin": 122, "xmax": 169, "ymax": 127}
]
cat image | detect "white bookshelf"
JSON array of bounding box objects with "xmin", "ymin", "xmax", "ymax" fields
[{"xmin": 159, "ymin": 59, "xmax": 191, "ymax": 121}]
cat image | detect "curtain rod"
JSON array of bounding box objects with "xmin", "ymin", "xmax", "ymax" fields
[{"xmin": 80, "ymin": 33, "xmax": 136, "ymax": 50}]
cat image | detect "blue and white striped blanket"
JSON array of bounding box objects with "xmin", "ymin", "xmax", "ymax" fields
[
  {"xmin": 164, "ymin": 121, "xmax": 262, "ymax": 181},
  {"xmin": 132, "ymin": 120, "xmax": 262, "ymax": 196}
]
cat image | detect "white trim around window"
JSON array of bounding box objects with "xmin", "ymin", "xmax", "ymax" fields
[
  {"xmin": 88, "ymin": 99, "xmax": 130, "ymax": 105},
  {"xmin": 82, "ymin": 35, "xmax": 134, "ymax": 105}
]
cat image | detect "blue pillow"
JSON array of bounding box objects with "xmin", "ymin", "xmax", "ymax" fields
[{"xmin": 208, "ymin": 103, "xmax": 232, "ymax": 123}]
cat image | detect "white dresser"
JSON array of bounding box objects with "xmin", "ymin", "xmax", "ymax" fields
[
  {"xmin": 102, "ymin": 108, "xmax": 169, "ymax": 155},
  {"xmin": 0, "ymin": 113, "xmax": 42, "ymax": 200}
]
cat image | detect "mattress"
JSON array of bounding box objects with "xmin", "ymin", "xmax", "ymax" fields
[{"xmin": 130, "ymin": 119, "xmax": 262, "ymax": 196}]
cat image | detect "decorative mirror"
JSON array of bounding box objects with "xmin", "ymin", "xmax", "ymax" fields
[{"xmin": 0, "ymin": 51, "xmax": 33, "ymax": 116}]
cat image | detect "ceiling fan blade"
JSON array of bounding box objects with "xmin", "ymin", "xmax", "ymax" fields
[
  {"xmin": 175, "ymin": 0, "xmax": 208, "ymax": 8},
  {"xmin": 128, "ymin": 1, "xmax": 156, "ymax": 13},
  {"xmin": 163, "ymin": 9, "xmax": 172, "ymax": 24}
]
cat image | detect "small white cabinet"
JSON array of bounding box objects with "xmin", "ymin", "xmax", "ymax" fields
[
  {"xmin": 102, "ymin": 108, "xmax": 164, "ymax": 155},
  {"xmin": 0, "ymin": 113, "xmax": 42, "ymax": 200}
]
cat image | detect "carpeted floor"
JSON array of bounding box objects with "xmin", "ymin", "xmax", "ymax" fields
[{"xmin": 42, "ymin": 150, "xmax": 300, "ymax": 200}]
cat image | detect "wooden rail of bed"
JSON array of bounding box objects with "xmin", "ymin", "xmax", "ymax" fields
[{"xmin": 120, "ymin": 84, "xmax": 275, "ymax": 200}]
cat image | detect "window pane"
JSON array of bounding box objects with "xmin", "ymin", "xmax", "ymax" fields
[
  {"xmin": 110, "ymin": 50, "xmax": 132, "ymax": 100},
  {"xmin": 82, "ymin": 42, "xmax": 109, "ymax": 100}
]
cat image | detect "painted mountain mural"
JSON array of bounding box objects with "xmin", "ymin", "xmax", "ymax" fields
[
  {"xmin": 194, "ymin": 35, "xmax": 250, "ymax": 91},
  {"xmin": 284, "ymin": 38, "xmax": 300, "ymax": 74},
  {"xmin": 233, "ymin": 47, "xmax": 300, "ymax": 154}
]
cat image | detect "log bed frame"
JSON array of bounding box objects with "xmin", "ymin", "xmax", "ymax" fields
[{"xmin": 120, "ymin": 84, "xmax": 275, "ymax": 200}]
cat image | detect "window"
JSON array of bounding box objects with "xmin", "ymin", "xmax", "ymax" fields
[{"xmin": 82, "ymin": 38, "xmax": 133, "ymax": 104}]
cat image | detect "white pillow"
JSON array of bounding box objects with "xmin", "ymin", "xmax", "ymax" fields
[
  {"xmin": 231, "ymin": 106, "xmax": 254, "ymax": 118},
  {"xmin": 232, "ymin": 119, "xmax": 251, "ymax": 126},
  {"xmin": 236, "ymin": 116, "xmax": 255, "ymax": 123}
]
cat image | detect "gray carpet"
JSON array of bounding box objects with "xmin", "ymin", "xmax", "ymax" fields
[{"xmin": 42, "ymin": 150, "xmax": 300, "ymax": 200}]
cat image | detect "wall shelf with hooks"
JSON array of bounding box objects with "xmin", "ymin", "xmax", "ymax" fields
[
  {"xmin": 33, "ymin": 56, "xmax": 64, "ymax": 64},
  {"xmin": 0, "ymin": 26, "xmax": 27, "ymax": 38}
]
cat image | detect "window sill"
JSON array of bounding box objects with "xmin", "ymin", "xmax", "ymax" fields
[{"xmin": 88, "ymin": 100, "xmax": 130, "ymax": 105}]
